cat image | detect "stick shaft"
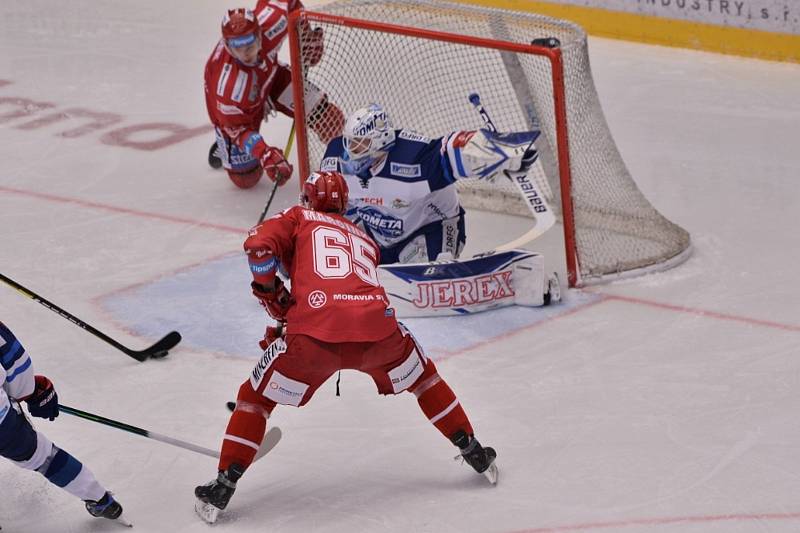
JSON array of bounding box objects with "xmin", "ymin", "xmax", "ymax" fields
[
  {"xmin": 257, "ymin": 123, "xmax": 296, "ymax": 224},
  {"xmin": 60, "ymin": 405, "xmax": 219, "ymax": 458}
]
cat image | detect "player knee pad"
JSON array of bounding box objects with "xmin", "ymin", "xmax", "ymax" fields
[
  {"xmin": 235, "ymin": 380, "xmax": 276, "ymax": 417},
  {"xmin": 0, "ymin": 406, "xmax": 36, "ymax": 462},
  {"xmin": 227, "ymin": 166, "xmax": 263, "ymax": 189},
  {"xmin": 13, "ymin": 430, "xmax": 53, "ymax": 472},
  {"xmin": 397, "ymin": 234, "xmax": 429, "ymax": 263}
]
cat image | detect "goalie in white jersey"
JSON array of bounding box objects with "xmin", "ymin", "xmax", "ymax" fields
[{"xmin": 320, "ymin": 103, "xmax": 540, "ymax": 264}]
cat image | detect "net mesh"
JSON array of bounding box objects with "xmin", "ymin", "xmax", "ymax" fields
[{"xmin": 293, "ymin": 0, "xmax": 691, "ymax": 285}]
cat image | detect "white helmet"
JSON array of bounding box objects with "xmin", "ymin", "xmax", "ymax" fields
[{"xmin": 342, "ymin": 104, "xmax": 396, "ymax": 174}]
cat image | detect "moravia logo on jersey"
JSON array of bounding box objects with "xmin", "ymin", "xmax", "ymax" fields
[
  {"xmin": 411, "ymin": 270, "xmax": 515, "ymax": 308},
  {"xmin": 390, "ymin": 162, "xmax": 421, "ymax": 178},
  {"xmin": 358, "ymin": 206, "xmax": 404, "ymax": 238},
  {"xmin": 308, "ymin": 290, "xmax": 327, "ymax": 308}
]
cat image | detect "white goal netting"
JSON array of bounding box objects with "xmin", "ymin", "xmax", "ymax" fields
[{"xmin": 291, "ymin": 0, "xmax": 691, "ymax": 286}]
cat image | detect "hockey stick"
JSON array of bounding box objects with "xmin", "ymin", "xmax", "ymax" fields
[
  {"xmin": 0, "ymin": 273, "xmax": 180, "ymax": 362},
  {"xmin": 60, "ymin": 405, "xmax": 281, "ymax": 462},
  {"xmin": 468, "ymin": 93, "xmax": 556, "ymax": 249},
  {"xmin": 257, "ymin": 123, "xmax": 296, "ymax": 224}
]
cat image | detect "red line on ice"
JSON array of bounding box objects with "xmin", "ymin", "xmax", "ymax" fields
[
  {"xmin": 0, "ymin": 185, "xmax": 245, "ymax": 235},
  {"xmin": 509, "ymin": 510, "xmax": 800, "ymax": 532}
]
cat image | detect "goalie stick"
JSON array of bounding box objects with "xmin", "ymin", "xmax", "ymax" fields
[
  {"xmin": 60, "ymin": 404, "xmax": 281, "ymax": 462},
  {"xmin": 0, "ymin": 273, "xmax": 180, "ymax": 362},
  {"xmin": 467, "ymin": 93, "xmax": 556, "ymax": 250}
]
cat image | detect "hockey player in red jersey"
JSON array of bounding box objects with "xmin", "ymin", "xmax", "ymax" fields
[
  {"xmin": 204, "ymin": 3, "xmax": 344, "ymax": 189},
  {"xmin": 195, "ymin": 171, "xmax": 497, "ymax": 522}
]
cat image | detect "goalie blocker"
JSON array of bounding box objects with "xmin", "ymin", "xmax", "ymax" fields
[{"xmin": 378, "ymin": 249, "xmax": 560, "ymax": 317}]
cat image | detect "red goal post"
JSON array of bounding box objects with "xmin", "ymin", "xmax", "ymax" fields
[{"xmin": 287, "ymin": 1, "xmax": 691, "ymax": 288}]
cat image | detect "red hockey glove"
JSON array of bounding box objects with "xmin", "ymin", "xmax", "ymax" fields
[
  {"xmin": 258, "ymin": 322, "xmax": 286, "ymax": 351},
  {"xmin": 302, "ymin": 23, "xmax": 325, "ymax": 67},
  {"xmin": 308, "ymin": 98, "xmax": 345, "ymax": 145},
  {"xmin": 251, "ymin": 278, "xmax": 292, "ymax": 321},
  {"xmin": 25, "ymin": 375, "xmax": 59, "ymax": 421},
  {"xmin": 258, "ymin": 146, "xmax": 293, "ymax": 186}
]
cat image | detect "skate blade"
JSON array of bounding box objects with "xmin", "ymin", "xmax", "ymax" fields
[
  {"xmin": 115, "ymin": 513, "xmax": 133, "ymax": 527},
  {"xmin": 195, "ymin": 499, "xmax": 220, "ymax": 524},
  {"xmin": 483, "ymin": 462, "xmax": 499, "ymax": 485}
]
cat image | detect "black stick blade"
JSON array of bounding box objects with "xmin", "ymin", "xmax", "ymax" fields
[{"xmin": 124, "ymin": 331, "xmax": 182, "ymax": 361}]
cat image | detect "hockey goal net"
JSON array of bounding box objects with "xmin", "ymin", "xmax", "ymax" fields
[{"xmin": 288, "ymin": 0, "xmax": 691, "ymax": 287}]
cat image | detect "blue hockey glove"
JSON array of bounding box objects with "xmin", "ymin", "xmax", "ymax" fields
[{"xmin": 25, "ymin": 375, "xmax": 59, "ymax": 420}]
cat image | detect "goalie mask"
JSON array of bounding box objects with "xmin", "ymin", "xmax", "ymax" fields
[
  {"xmin": 221, "ymin": 9, "xmax": 261, "ymax": 67},
  {"xmin": 302, "ymin": 171, "xmax": 349, "ymax": 214},
  {"xmin": 342, "ymin": 104, "xmax": 396, "ymax": 175}
]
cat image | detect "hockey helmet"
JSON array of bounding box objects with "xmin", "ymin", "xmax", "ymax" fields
[
  {"xmin": 302, "ymin": 171, "xmax": 349, "ymax": 214},
  {"xmin": 342, "ymin": 104, "xmax": 396, "ymax": 174},
  {"xmin": 221, "ymin": 9, "xmax": 261, "ymax": 65}
]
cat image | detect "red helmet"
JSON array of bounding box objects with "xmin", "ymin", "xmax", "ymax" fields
[
  {"xmin": 302, "ymin": 171, "xmax": 349, "ymax": 214},
  {"xmin": 221, "ymin": 9, "xmax": 259, "ymax": 48}
]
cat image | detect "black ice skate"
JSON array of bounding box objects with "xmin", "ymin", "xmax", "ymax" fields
[
  {"xmin": 451, "ymin": 430, "xmax": 498, "ymax": 485},
  {"xmin": 85, "ymin": 492, "xmax": 132, "ymax": 527},
  {"xmin": 195, "ymin": 463, "xmax": 244, "ymax": 524},
  {"xmin": 208, "ymin": 141, "xmax": 223, "ymax": 169}
]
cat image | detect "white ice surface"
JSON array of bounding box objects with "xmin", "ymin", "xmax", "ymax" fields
[{"xmin": 1, "ymin": 1, "xmax": 800, "ymax": 532}]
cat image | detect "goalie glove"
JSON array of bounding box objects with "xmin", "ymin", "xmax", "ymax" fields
[{"xmin": 445, "ymin": 128, "xmax": 540, "ymax": 181}]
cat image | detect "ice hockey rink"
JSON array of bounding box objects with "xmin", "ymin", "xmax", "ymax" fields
[{"xmin": 2, "ymin": 1, "xmax": 800, "ymax": 532}]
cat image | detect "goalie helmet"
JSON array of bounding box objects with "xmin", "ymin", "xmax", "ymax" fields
[
  {"xmin": 302, "ymin": 171, "xmax": 349, "ymax": 214},
  {"xmin": 221, "ymin": 9, "xmax": 261, "ymax": 66},
  {"xmin": 342, "ymin": 104, "xmax": 396, "ymax": 175}
]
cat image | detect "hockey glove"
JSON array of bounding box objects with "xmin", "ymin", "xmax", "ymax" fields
[
  {"xmin": 251, "ymin": 278, "xmax": 292, "ymax": 322},
  {"xmin": 258, "ymin": 322, "xmax": 285, "ymax": 351},
  {"xmin": 25, "ymin": 375, "xmax": 59, "ymax": 421},
  {"xmin": 307, "ymin": 97, "xmax": 345, "ymax": 145},
  {"xmin": 257, "ymin": 145, "xmax": 293, "ymax": 186},
  {"xmin": 301, "ymin": 24, "xmax": 324, "ymax": 67}
]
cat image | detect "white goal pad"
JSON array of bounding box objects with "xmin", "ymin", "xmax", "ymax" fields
[{"xmin": 378, "ymin": 249, "xmax": 546, "ymax": 317}]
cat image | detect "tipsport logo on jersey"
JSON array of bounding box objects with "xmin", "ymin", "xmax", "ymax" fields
[{"xmin": 358, "ymin": 206, "xmax": 403, "ymax": 238}]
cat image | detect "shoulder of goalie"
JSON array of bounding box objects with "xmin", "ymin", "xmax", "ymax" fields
[
  {"xmin": 378, "ymin": 249, "xmax": 558, "ymax": 318},
  {"xmin": 444, "ymin": 128, "xmax": 540, "ymax": 181}
]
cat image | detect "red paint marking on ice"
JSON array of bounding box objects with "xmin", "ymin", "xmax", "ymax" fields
[
  {"xmin": 508, "ymin": 510, "xmax": 800, "ymax": 532},
  {"xmin": 0, "ymin": 186, "xmax": 246, "ymax": 234},
  {"xmin": 603, "ymin": 293, "xmax": 800, "ymax": 332}
]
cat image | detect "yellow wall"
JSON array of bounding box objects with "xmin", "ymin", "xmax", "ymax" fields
[{"xmin": 455, "ymin": 0, "xmax": 800, "ymax": 63}]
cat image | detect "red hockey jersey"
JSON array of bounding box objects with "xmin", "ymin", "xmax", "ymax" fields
[
  {"xmin": 203, "ymin": 0, "xmax": 301, "ymax": 149},
  {"xmin": 244, "ymin": 206, "xmax": 398, "ymax": 343}
]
